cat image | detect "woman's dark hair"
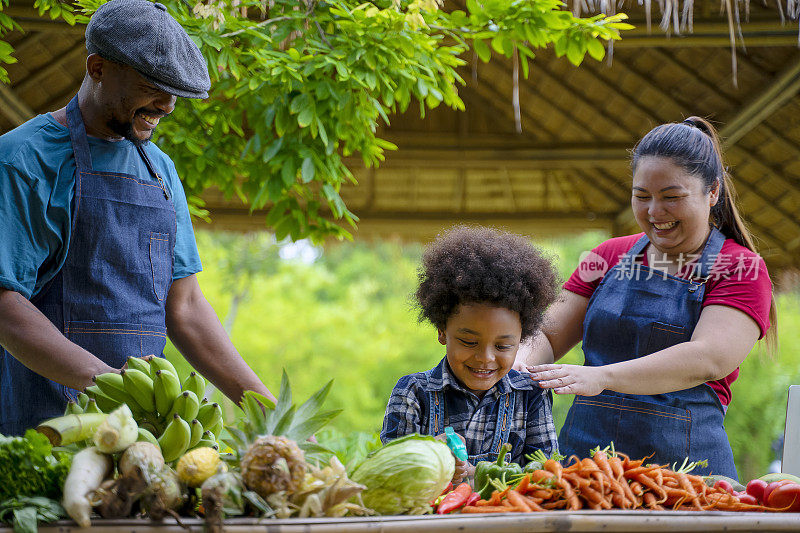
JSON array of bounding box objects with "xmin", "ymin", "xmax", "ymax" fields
[
  {"xmin": 631, "ymin": 116, "xmax": 777, "ymax": 351},
  {"xmin": 414, "ymin": 225, "xmax": 559, "ymax": 341}
]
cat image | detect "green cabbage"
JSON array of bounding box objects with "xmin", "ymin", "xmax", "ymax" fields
[{"xmin": 350, "ymin": 434, "xmax": 454, "ymax": 515}]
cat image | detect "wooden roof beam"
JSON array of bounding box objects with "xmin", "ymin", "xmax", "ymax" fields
[
  {"xmin": 720, "ymin": 58, "xmax": 800, "ymax": 147},
  {"xmin": 0, "ymin": 83, "xmax": 34, "ymax": 126},
  {"xmin": 13, "ymin": 40, "xmax": 86, "ymax": 95},
  {"xmin": 614, "ymin": 21, "xmax": 799, "ymax": 48},
  {"xmin": 362, "ymin": 146, "xmax": 630, "ymax": 170}
]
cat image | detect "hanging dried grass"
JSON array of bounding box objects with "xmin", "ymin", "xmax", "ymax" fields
[{"xmin": 571, "ymin": 0, "xmax": 800, "ymax": 86}]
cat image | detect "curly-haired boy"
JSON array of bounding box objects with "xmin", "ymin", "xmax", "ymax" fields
[{"xmin": 381, "ymin": 225, "xmax": 560, "ymax": 484}]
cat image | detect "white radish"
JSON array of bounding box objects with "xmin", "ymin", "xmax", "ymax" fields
[{"xmin": 62, "ymin": 446, "xmax": 113, "ymax": 528}]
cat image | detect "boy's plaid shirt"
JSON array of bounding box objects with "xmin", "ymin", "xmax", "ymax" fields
[{"xmin": 380, "ymin": 358, "xmax": 558, "ymax": 465}]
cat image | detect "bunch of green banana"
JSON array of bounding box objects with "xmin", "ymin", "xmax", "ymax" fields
[{"xmin": 78, "ymin": 356, "xmax": 224, "ymax": 463}]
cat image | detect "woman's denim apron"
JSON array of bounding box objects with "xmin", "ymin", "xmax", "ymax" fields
[
  {"xmin": 559, "ymin": 228, "xmax": 738, "ymax": 479},
  {"xmin": 428, "ymin": 389, "xmax": 515, "ymax": 463},
  {"xmin": 0, "ymin": 95, "xmax": 176, "ymax": 435}
]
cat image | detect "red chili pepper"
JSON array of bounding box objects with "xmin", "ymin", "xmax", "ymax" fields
[
  {"xmin": 437, "ymin": 482, "xmax": 473, "ymax": 514},
  {"xmin": 464, "ymin": 492, "xmax": 481, "ymax": 507}
]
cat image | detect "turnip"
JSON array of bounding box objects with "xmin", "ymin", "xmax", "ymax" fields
[
  {"xmin": 118, "ymin": 441, "xmax": 165, "ymax": 481},
  {"xmin": 62, "ymin": 446, "xmax": 113, "ymax": 528}
]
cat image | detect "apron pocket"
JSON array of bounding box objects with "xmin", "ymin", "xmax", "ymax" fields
[
  {"xmin": 615, "ymin": 396, "xmax": 691, "ymax": 466},
  {"xmin": 149, "ymin": 232, "xmax": 171, "ymax": 301},
  {"xmin": 561, "ymin": 394, "xmax": 690, "ymax": 465},
  {"xmin": 66, "ymin": 321, "xmax": 168, "ymax": 369},
  {"xmin": 645, "ymin": 322, "xmax": 688, "ymax": 355}
]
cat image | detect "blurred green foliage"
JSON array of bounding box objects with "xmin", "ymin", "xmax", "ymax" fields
[{"xmin": 166, "ymin": 229, "xmax": 799, "ymax": 481}]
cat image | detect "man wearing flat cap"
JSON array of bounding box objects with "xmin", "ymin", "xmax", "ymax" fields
[{"xmin": 0, "ymin": 0, "xmax": 274, "ymax": 435}]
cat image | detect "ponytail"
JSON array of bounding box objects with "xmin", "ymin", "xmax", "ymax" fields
[{"xmin": 632, "ymin": 116, "xmax": 777, "ymax": 353}]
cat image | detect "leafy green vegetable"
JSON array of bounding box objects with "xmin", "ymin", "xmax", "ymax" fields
[
  {"xmin": 0, "ymin": 430, "xmax": 72, "ymax": 501},
  {"xmin": 0, "ymin": 496, "xmax": 64, "ymax": 533},
  {"xmin": 350, "ymin": 434, "xmax": 454, "ymax": 515}
]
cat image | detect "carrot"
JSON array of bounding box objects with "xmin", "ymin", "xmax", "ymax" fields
[
  {"xmin": 592, "ymin": 450, "xmax": 615, "ymax": 479},
  {"xmin": 564, "ymin": 472, "xmax": 591, "ymax": 488},
  {"xmin": 609, "ymin": 455, "xmax": 627, "ymax": 479},
  {"xmin": 507, "ymin": 489, "xmax": 534, "ymax": 512},
  {"xmin": 515, "ymin": 473, "xmax": 531, "ymax": 494},
  {"xmin": 635, "ymin": 473, "xmax": 667, "ymax": 503},
  {"xmin": 581, "ymin": 457, "xmax": 607, "ymax": 500},
  {"xmin": 629, "ymin": 480, "xmax": 644, "ymax": 497},
  {"xmin": 611, "ymin": 494, "xmax": 628, "ymax": 508},
  {"xmin": 581, "ymin": 483, "xmax": 612, "ymax": 509},
  {"xmin": 643, "ymin": 491, "xmax": 664, "ymax": 510},
  {"xmin": 542, "ymin": 500, "xmax": 568, "ymax": 510},
  {"xmin": 523, "ymin": 496, "xmax": 546, "ymax": 512},
  {"xmin": 558, "ymin": 477, "xmax": 582, "ymax": 510},
  {"xmin": 461, "ymin": 505, "xmax": 513, "ymax": 513},
  {"xmin": 486, "ymin": 488, "xmax": 509, "ymax": 506},
  {"xmin": 608, "ymin": 454, "xmax": 638, "ymax": 506},
  {"xmin": 623, "ymin": 465, "xmax": 662, "ymax": 478},
  {"xmin": 675, "ymin": 471, "xmax": 703, "ymax": 510},
  {"xmin": 529, "ymin": 470, "xmax": 554, "ymax": 484},
  {"xmin": 529, "ymin": 488, "xmax": 557, "ymax": 499},
  {"xmin": 652, "ymin": 468, "xmax": 664, "ymax": 487},
  {"xmin": 544, "ymin": 459, "xmax": 563, "ymax": 480}
]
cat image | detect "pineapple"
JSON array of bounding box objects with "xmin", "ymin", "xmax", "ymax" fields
[
  {"xmin": 240, "ymin": 435, "xmax": 306, "ymax": 496},
  {"xmin": 224, "ymin": 371, "xmax": 341, "ymax": 500}
]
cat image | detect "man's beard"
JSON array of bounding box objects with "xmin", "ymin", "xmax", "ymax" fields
[{"xmin": 108, "ymin": 114, "xmax": 152, "ymax": 147}]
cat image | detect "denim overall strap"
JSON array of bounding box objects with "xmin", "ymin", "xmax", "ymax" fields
[
  {"xmin": 426, "ymin": 390, "xmax": 515, "ymax": 464},
  {"xmin": 472, "ymin": 392, "xmax": 515, "ymax": 463},
  {"xmin": 559, "ymin": 228, "xmax": 738, "ymax": 478},
  {"xmin": 428, "ymin": 389, "xmax": 445, "ymax": 436},
  {"xmin": 0, "ymin": 95, "xmax": 177, "ymax": 435}
]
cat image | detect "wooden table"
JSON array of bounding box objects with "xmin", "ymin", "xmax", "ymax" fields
[{"xmin": 9, "ymin": 511, "xmax": 800, "ymax": 532}]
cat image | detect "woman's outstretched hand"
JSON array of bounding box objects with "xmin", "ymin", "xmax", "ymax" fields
[{"xmin": 525, "ymin": 364, "xmax": 608, "ymax": 396}]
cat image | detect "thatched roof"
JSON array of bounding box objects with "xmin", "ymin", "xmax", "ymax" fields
[{"xmin": 2, "ymin": 1, "xmax": 800, "ymax": 271}]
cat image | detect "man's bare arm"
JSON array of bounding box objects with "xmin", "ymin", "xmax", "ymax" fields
[{"xmin": 0, "ymin": 289, "xmax": 114, "ymax": 389}]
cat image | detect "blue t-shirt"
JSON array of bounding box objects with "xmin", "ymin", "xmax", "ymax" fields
[{"xmin": 0, "ymin": 113, "xmax": 202, "ymax": 299}]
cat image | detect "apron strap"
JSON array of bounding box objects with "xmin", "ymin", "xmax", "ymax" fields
[
  {"xmin": 65, "ymin": 96, "xmax": 93, "ymax": 172},
  {"xmin": 136, "ymin": 144, "xmax": 170, "ymax": 200},
  {"xmin": 620, "ymin": 227, "xmax": 726, "ymax": 280},
  {"xmin": 694, "ymin": 226, "xmax": 726, "ymax": 279}
]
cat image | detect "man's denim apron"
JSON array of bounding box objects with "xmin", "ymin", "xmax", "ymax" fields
[
  {"xmin": 0, "ymin": 95, "xmax": 176, "ymax": 435},
  {"xmin": 428, "ymin": 389, "xmax": 515, "ymax": 463},
  {"xmin": 559, "ymin": 228, "xmax": 738, "ymax": 479}
]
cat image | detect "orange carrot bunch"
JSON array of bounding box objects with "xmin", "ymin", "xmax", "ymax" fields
[{"xmin": 460, "ymin": 450, "xmax": 788, "ymax": 513}]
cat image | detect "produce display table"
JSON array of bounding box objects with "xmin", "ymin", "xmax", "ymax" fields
[{"xmin": 5, "ymin": 511, "xmax": 800, "ymax": 533}]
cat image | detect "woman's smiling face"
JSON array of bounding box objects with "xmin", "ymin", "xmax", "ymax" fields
[
  {"xmin": 438, "ymin": 303, "xmax": 521, "ymax": 397},
  {"xmin": 632, "ymin": 156, "xmax": 719, "ymax": 258}
]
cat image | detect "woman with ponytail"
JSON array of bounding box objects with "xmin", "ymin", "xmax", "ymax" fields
[{"xmin": 516, "ymin": 117, "xmax": 775, "ymax": 479}]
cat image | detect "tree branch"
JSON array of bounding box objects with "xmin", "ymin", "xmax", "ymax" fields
[{"xmin": 220, "ymin": 15, "xmax": 294, "ymax": 38}]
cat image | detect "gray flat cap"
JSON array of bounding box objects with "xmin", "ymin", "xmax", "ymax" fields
[{"xmin": 86, "ymin": 0, "xmax": 211, "ymax": 99}]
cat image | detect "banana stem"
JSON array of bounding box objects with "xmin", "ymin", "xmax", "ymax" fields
[{"xmin": 37, "ymin": 413, "xmax": 108, "ymax": 446}]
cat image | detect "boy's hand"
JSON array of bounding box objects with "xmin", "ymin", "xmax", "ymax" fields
[
  {"xmin": 452, "ymin": 458, "xmax": 474, "ymax": 485},
  {"xmin": 435, "ymin": 431, "xmax": 474, "ymax": 484}
]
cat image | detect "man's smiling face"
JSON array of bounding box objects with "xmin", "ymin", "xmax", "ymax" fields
[{"xmin": 98, "ymin": 59, "xmax": 177, "ymax": 146}]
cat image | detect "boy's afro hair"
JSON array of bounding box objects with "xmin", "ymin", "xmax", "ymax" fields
[{"xmin": 415, "ymin": 225, "xmax": 560, "ymax": 341}]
